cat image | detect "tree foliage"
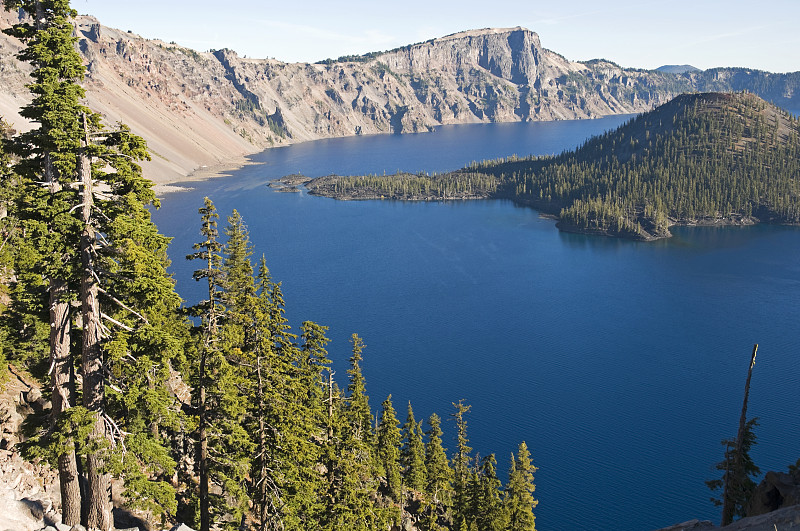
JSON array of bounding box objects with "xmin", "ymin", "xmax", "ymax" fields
[{"xmin": 706, "ymin": 418, "xmax": 761, "ymax": 522}]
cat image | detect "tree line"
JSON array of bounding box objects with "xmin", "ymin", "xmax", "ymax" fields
[{"xmin": 0, "ymin": 2, "xmax": 538, "ymax": 530}]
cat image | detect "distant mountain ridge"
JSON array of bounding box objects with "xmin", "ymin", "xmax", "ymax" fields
[
  {"xmin": 656, "ymin": 65, "xmax": 700, "ymax": 74},
  {"xmin": 0, "ymin": 4, "xmax": 798, "ymax": 183}
]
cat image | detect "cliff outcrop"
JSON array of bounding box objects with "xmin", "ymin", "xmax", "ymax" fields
[{"xmin": 0, "ymin": 5, "xmax": 798, "ymax": 184}]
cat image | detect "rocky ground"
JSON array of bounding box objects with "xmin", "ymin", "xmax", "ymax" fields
[
  {"xmin": 657, "ymin": 504, "xmax": 800, "ymax": 531},
  {"xmin": 0, "ymin": 366, "xmax": 195, "ymax": 531}
]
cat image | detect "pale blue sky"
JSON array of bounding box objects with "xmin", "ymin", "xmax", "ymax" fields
[{"xmin": 75, "ymin": 0, "xmax": 800, "ymax": 73}]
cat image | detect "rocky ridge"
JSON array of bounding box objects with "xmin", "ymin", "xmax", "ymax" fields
[{"xmin": 0, "ymin": 4, "xmax": 798, "ymax": 186}]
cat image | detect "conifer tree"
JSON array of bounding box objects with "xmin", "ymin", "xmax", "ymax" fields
[
  {"xmin": 377, "ymin": 395, "xmax": 402, "ymax": 503},
  {"xmin": 188, "ymin": 199, "xmax": 260, "ymax": 531},
  {"xmin": 319, "ymin": 333, "xmax": 382, "ymax": 531},
  {"xmin": 345, "ymin": 333, "xmax": 373, "ymax": 443},
  {"xmin": 706, "ymin": 419, "xmax": 760, "ymax": 523},
  {"xmin": 451, "ymin": 400, "xmax": 473, "ymax": 529},
  {"xmin": 707, "ymin": 345, "xmax": 761, "ymax": 526},
  {"xmin": 251, "ymin": 263, "xmax": 300, "ymax": 531},
  {"xmin": 505, "ymin": 442, "xmax": 538, "ymax": 531},
  {"xmin": 2, "ymin": 1, "xmax": 87, "ymax": 522},
  {"xmin": 84, "ymin": 122, "xmax": 185, "ymax": 524},
  {"xmin": 401, "ymin": 402, "xmax": 427, "ymax": 493},
  {"xmin": 186, "ymin": 197, "xmax": 225, "ymax": 531},
  {"xmin": 4, "ymin": 3, "xmax": 186, "ymax": 528},
  {"xmin": 423, "ymin": 413, "xmax": 453, "ymax": 530},
  {"xmin": 248, "ymin": 257, "xmax": 282, "ymax": 531},
  {"xmin": 276, "ymin": 320, "xmax": 330, "ymax": 528},
  {"xmin": 473, "ymin": 454, "xmax": 507, "ymax": 531},
  {"xmin": 221, "ymin": 209, "xmax": 255, "ymax": 352}
]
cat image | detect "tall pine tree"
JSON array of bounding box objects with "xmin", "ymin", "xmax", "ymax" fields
[
  {"xmin": 451, "ymin": 400, "xmax": 473, "ymax": 530},
  {"xmin": 505, "ymin": 441, "xmax": 537, "ymax": 531},
  {"xmin": 401, "ymin": 402, "xmax": 427, "ymax": 493},
  {"xmin": 4, "ymin": 2, "xmax": 186, "ymax": 528},
  {"xmin": 423, "ymin": 413, "xmax": 453, "ymax": 530}
]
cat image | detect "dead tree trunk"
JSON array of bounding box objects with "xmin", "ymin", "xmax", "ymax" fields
[
  {"xmin": 78, "ymin": 125, "xmax": 113, "ymax": 531},
  {"xmin": 721, "ymin": 343, "xmax": 758, "ymax": 526},
  {"xmin": 42, "ymin": 146, "xmax": 83, "ymax": 526},
  {"xmin": 199, "ymin": 345, "xmax": 209, "ymax": 531},
  {"xmin": 49, "ymin": 277, "xmax": 82, "ymax": 526},
  {"xmin": 257, "ymin": 353, "xmax": 266, "ymax": 531}
]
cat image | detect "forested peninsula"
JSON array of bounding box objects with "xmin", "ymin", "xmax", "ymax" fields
[{"xmin": 304, "ymin": 92, "xmax": 800, "ymax": 240}]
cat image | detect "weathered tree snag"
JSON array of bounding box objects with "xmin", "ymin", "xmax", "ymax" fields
[
  {"xmin": 78, "ymin": 128, "xmax": 113, "ymax": 531},
  {"xmin": 49, "ymin": 278, "xmax": 81, "ymax": 526},
  {"xmin": 721, "ymin": 343, "xmax": 758, "ymax": 526}
]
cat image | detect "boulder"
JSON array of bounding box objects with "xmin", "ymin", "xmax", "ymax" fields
[
  {"xmin": 656, "ymin": 519, "xmax": 715, "ymax": 530},
  {"xmin": 748, "ymin": 469, "xmax": 800, "ymax": 516}
]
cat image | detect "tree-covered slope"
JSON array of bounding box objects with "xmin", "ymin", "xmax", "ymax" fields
[
  {"xmin": 484, "ymin": 92, "xmax": 800, "ymax": 239},
  {"xmin": 307, "ymin": 92, "xmax": 800, "ymax": 240}
]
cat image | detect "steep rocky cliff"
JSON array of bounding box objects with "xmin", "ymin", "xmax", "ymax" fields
[{"xmin": 0, "ymin": 5, "xmax": 797, "ymax": 184}]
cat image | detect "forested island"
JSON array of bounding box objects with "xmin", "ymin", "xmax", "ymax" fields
[{"xmin": 303, "ymin": 92, "xmax": 800, "ymax": 240}]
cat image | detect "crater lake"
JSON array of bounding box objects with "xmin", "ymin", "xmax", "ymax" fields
[{"xmin": 151, "ymin": 116, "xmax": 800, "ymax": 530}]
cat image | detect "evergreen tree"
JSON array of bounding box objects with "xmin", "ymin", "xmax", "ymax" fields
[
  {"xmin": 2, "ymin": 1, "xmax": 87, "ymax": 523},
  {"xmin": 3, "ymin": 3, "xmax": 186, "ymax": 528},
  {"xmin": 401, "ymin": 402, "xmax": 427, "ymax": 493},
  {"xmin": 345, "ymin": 333, "xmax": 372, "ymax": 443},
  {"xmin": 505, "ymin": 442, "xmax": 537, "ymax": 531},
  {"xmin": 377, "ymin": 395, "xmax": 402, "ymax": 503},
  {"xmin": 278, "ymin": 320, "xmax": 329, "ymax": 528},
  {"xmin": 188, "ymin": 200, "xmax": 263, "ymax": 531},
  {"xmin": 707, "ymin": 344, "xmax": 761, "ymax": 526},
  {"xmin": 248, "ymin": 257, "xmax": 282, "ymax": 531},
  {"xmin": 93, "ymin": 132, "xmax": 186, "ymax": 522},
  {"xmin": 423, "ymin": 413, "xmax": 453, "ymax": 530},
  {"xmin": 473, "ymin": 454, "xmax": 507, "ymax": 531},
  {"xmin": 706, "ymin": 418, "xmax": 760, "ymax": 523},
  {"xmin": 220, "ymin": 209, "xmax": 255, "ymax": 352},
  {"xmin": 451, "ymin": 400, "xmax": 473, "ymax": 529},
  {"xmin": 319, "ymin": 332, "xmax": 383, "ymax": 531},
  {"xmin": 252, "ymin": 264, "xmax": 298, "ymax": 531},
  {"xmin": 187, "ymin": 197, "xmax": 225, "ymax": 531}
]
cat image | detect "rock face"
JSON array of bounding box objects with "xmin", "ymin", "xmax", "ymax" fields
[
  {"xmin": 0, "ymin": 4, "xmax": 798, "ymax": 184},
  {"xmin": 0, "ymin": 367, "xmax": 61, "ymax": 531},
  {"xmin": 655, "ymin": 505, "xmax": 800, "ymax": 531},
  {"xmin": 747, "ymin": 469, "xmax": 800, "ymax": 517}
]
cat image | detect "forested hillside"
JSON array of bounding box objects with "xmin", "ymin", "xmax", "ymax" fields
[
  {"xmin": 0, "ymin": 2, "xmax": 539, "ymax": 530},
  {"xmin": 308, "ymin": 92, "xmax": 800, "ymax": 240}
]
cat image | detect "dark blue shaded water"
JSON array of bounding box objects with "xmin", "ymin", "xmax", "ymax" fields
[{"xmin": 151, "ymin": 117, "xmax": 800, "ymax": 530}]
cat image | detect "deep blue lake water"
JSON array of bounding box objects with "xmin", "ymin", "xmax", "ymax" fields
[{"xmin": 151, "ymin": 117, "xmax": 800, "ymax": 530}]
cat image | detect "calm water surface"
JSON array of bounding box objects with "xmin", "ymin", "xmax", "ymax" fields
[{"xmin": 152, "ymin": 117, "xmax": 800, "ymax": 530}]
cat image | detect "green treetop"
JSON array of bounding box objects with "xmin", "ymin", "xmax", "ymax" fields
[
  {"xmin": 401, "ymin": 401, "xmax": 427, "ymax": 493},
  {"xmin": 377, "ymin": 394, "xmax": 403, "ymax": 504},
  {"xmin": 505, "ymin": 441, "xmax": 538, "ymax": 531}
]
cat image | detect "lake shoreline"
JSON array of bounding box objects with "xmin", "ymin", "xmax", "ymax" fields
[
  {"xmin": 152, "ymin": 154, "xmax": 260, "ymax": 196},
  {"xmin": 293, "ymin": 174, "xmax": 791, "ymax": 241}
]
